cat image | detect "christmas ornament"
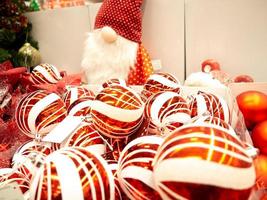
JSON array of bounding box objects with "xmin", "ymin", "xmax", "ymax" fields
[
  {"xmin": 142, "ymin": 72, "xmax": 181, "ymax": 98},
  {"xmin": 29, "ymin": 0, "xmax": 40, "ymax": 11},
  {"xmin": 67, "ymin": 97, "xmax": 94, "ymax": 117},
  {"xmin": 153, "ymin": 124, "xmax": 256, "ymax": 200},
  {"xmin": 253, "ymin": 154, "xmax": 267, "ymax": 200},
  {"xmin": 118, "ymin": 136, "xmax": 163, "ymax": 200},
  {"xmin": 61, "ymin": 121, "xmax": 106, "ymax": 155},
  {"xmin": 233, "ymin": 75, "xmax": 254, "ymax": 83},
  {"xmin": 18, "ymin": 43, "xmax": 41, "ymax": 68},
  {"xmin": 30, "ymin": 147, "xmax": 115, "ymax": 200},
  {"xmin": 210, "ymin": 70, "xmax": 231, "ymax": 85},
  {"xmin": 189, "ymin": 91, "xmax": 230, "ymax": 123},
  {"xmin": 102, "ymin": 78, "xmax": 127, "ymax": 88},
  {"xmin": 252, "ymin": 120, "xmax": 267, "ymax": 155},
  {"xmin": 63, "ymin": 86, "xmax": 94, "ymax": 109},
  {"xmin": 104, "ymin": 138, "xmax": 129, "ymax": 161},
  {"xmin": 31, "ymin": 63, "xmax": 62, "ymax": 84},
  {"xmin": 144, "ymin": 91, "xmax": 191, "ymax": 135},
  {"xmin": 0, "ymin": 168, "xmax": 30, "ymax": 195},
  {"xmin": 236, "ymin": 91, "xmax": 267, "ymax": 130},
  {"xmin": 15, "ymin": 90, "xmax": 67, "ymax": 138},
  {"xmin": 91, "ymin": 85, "xmax": 144, "ymax": 139},
  {"xmin": 201, "ymin": 59, "xmax": 221, "ymax": 73}
]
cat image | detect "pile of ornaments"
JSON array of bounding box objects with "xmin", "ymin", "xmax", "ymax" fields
[{"xmin": 0, "ymin": 64, "xmax": 257, "ymax": 200}]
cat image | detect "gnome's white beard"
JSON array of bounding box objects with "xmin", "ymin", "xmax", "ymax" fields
[{"xmin": 81, "ymin": 29, "xmax": 138, "ymax": 84}]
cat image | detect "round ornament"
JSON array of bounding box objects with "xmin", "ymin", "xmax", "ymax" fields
[
  {"xmin": 189, "ymin": 91, "xmax": 230, "ymax": 123},
  {"xmin": 91, "ymin": 85, "xmax": 144, "ymax": 139},
  {"xmin": 61, "ymin": 121, "xmax": 106, "ymax": 155},
  {"xmin": 142, "ymin": 72, "xmax": 181, "ymax": 98},
  {"xmin": 201, "ymin": 59, "xmax": 221, "ymax": 73},
  {"xmin": 252, "ymin": 120, "xmax": 267, "ymax": 155},
  {"xmin": 30, "ymin": 147, "xmax": 115, "ymax": 200},
  {"xmin": 31, "ymin": 63, "xmax": 62, "ymax": 84},
  {"xmin": 233, "ymin": 75, "xmax": 254, "ymax": 83},
  {"xmin": 236, "ymin": 90, "xmax": 267, "ymax": 130},
  {"xmin": 253, "ymin": 154, "xmax": 267, "ymax": 199},
  {"xmin": 67, "ymin": 97, "xmax": 94, "ymax": 117},
  {"xmin": 153, "ymin": 124, "xmax": 256, "ymax": 200},
  {"xmin": 118, "ymin": 136, "xmax": 163, "ymax": 200},
  {"xmin": 145, "ymin": 91, "xmax": 191, "ymax": 135},
  {"xmin": 102, "ymin": 78, "xmax": 127, "ymax": 88},
  {"xmin": 18, "ymin": 42, "xmax": 41, "ymax": 68},
  {"xmin": 63, "ymin": 86, "xmax": 94, "ymax": 109},
  {"xmin": 15, "ymin": 90, "xmax": 67, "ymax": 138}
]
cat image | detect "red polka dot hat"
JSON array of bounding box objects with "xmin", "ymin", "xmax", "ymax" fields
[{"xmin": 95, "ymin": 0, "xmax": 143, "ymax": 43}]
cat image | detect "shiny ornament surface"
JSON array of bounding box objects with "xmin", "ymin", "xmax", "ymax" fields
[
  {"xmin": 63, "ymin": 86, "xmax": 94, "ymax": 109},
  {"xmin": 253, "ymin": 154, "xmax": 267, "ymax": 200},
  {"xmin": 61, "ymin": 121, "xmax": 106, "ymax": 155},
  {"xmin": 15, "ymin": 90, "xmax": 67, "ymax": 138},
  {"xmin": 233, "ymin": 75, "xmax": 254, "ymax": 83},
  {"xmin": 91, "ymin": 85, "xmax": 144, "ymax": 139},
  {"xmin": 118, "ymin": 136, "xmax": 163, "ymax": 200},
  {"xmin": 145, "ymin": 91, "xmax": 191, "ymax": 135},
  {"xmin": 252, "ymin": 120, "xmax": 267, "ymax": 155},
  {"xmin": 18, "ymin": 42, "xmax": 41, "ymax": 67},
  {"xmin": 153, "ymin": 124, "xmax": 255, "ymax": 200},
  {"xmin": 189, "ymin": 91, "xmax": 230, "ymax": 123},
  {"xmin": 67, "ymin": 96, "xmax": 94, "ymax": 117},
  {"xmin": 236, "ymin": 90, "xmax": 267, "ymax": 130},
  {"xmin": 201, "ymin": 59, "xmax": 221, "ymax": 73},
  {"xmin": 31, "ymin": 63, "xmax": 62, "ymax": 84},
  {"xmin": 30, "ymin": 147, "xmax": 115, "ymax": 200},
  {"xmin": 102, "ymin": 78, "xmax": 127, "ymax": 88},
  {"xmin": 142, "ymin": 72, "xmax": 181, "ymax": 98}
]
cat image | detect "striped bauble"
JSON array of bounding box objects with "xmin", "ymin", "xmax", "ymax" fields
[
  {"xmin": 30, "ymin": 147, "xmax": 115, "ymax": 200},
  {"xmin": 67, "ymin": 96, "xmax": 94, "ymax": 117},
  {"xmin": 31, "ymin": 63, "xmax": 62, "ymax": 84},
  {"xmin": 102, "ymin": 78, "xmax": 127, "ymax": 88},
  {"xmin": 153, "ymin": 124, "xmax": 256, "ymax": 200}
]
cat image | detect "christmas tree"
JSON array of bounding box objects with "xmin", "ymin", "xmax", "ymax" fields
[{"xmin": 0, "ymin": 0, "xmax": 39, "ymax": 67}]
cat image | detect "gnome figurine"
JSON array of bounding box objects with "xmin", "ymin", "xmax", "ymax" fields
[{"xmin": 81, "ymin": 0, "xmax": 153, "ymax": 85}]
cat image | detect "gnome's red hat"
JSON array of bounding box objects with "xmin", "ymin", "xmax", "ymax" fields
[{"xmin": 95, "ymin": 0, "xmax": 143, "ymax": 44}]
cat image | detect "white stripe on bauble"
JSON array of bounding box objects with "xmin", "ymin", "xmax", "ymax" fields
[
  {"xmin": 217, "ymin": 96, "xmax": 230, "ymax": 123},
  {"xmin": 34, "ymin": 65, "xmax": 59, "ymax": 83},
  {"xmin": 162, "ymin": 112, "xmax": 191, "ymax": 125},
  {"xmin": 195, "ymin": 95, "xmax": 208, "ymax": 116},
  {"xmin": 149, "ymin": 74, "xmax": 180, "ymax": 88},
  {"xmin": 68, "ymin": 100, "xmax": 93, "ymax": 116},
  {"xmin": 70, "ymin": 88, "xmax": 79, "ymax": 106},
  {"xmin": 49, "ymin": 64, "xmax": 62, "ymax": 79}
]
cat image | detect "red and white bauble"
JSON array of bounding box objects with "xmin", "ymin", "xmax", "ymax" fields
[
  {"xmin": 102, "ymin": 78, "xmax": 127, "ymax": 88},
  {"xmin": 63, "ymin": 86, "xmax": 94, "ymax": 109},
  {"xmin": 30, "ymin": 147, "xmax": 115, "ymax": 200},
  {"xmin": 31, "ymin": 63, "xmax": 62, "ymax": 84},
  {"xmin": 153, "ymin": 124, "xmax": 256, "ymax": 200},
  {"xmin": 91, "ymin": 85, "xmax": 144, "ymax": 139},
  {"xmin": 145, "ymin": 91, "xmax": 191, "ymax": 135},
  {"xmin": 118, "ymin": 136, "xmax": 163, "ymax": 200},
  {"xmin": 15, "ymin": 90, "xmax": 67, "ymax": 138},
  {"xmin": 61, "ymin": 121, "xmax": 106, "ymax": 155},
  {"xmin": 0, "ymin": 168, "xmax": 30, "ymax": 195},
  {"xmin": 142, "ymin": 72, "xmax": 181, "ymax": 98},
  {"xmin": 67, "ymin": 97, "xmax": 94, "ymax": 117},
  {"xmin": 189, "ymin": 91, "xmax": 230, "ymax": 123}
]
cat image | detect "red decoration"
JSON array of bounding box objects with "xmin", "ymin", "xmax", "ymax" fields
[
  {"xmin": 201, "ymin": 59, "xmax": 221, "ymax": 73},
  {"xmin": 103, "ymin": 78, "xmax": 127, "ymax": 88},
  {"xmin": 15, "ymin": 90, "xmax": 67, "ymax": 138},
  {"xmin": 91, "ymin": 85, "xmax": 144, "ymax": 139},
  {"xmin": 252, "ymin": 120, "xmax": 267, "ymax": 155},
  {"xmin": 30, "ymin": 147, "xmax": 115, "ymax": 200},
  {"xmin": 153, "ymin": 124, "xmax": 255, "ymax": 200},
  {"xmin": 31, "ymin": 63, "xmax": 62, "ymax": 84},
  {"xmin": 67, "ymin": 97, "xmax": 94, "ymax": 117},
  {"xmin": 117, "ymin": 136, "xmax": 163, "ymax": 200},
  {"xmin": 236, "ymin": 90, "xmax": 267, "ymax": 130},
  {"xmin": 234, "ymin": 75, "xmax": 254, "ymax": 83},
  {"xmin": 142, "ymin": 72, "xmax": 181, "ymax": 98},
  {"xmin": 253, "ymin": 154, "xmax": 267, "ymax": 200}
]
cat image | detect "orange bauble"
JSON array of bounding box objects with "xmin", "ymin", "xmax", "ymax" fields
[
  {"xmin": 252, "ymin": 120, "xmax": 267, "ymax": 155},
  {"xmin": 236, "ymin": 91, "xmax": 267, "ymax": 130},
  {"xmin": 253, "ymin": 154, "xmax": 267, "ymax": 199}
]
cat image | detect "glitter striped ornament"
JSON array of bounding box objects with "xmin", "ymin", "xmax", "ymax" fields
[
  {"xmin": 91, "ymin": 85, "xmax": 144, "ymax": 139},
  {"xmin": 15, "ymin": 90, "xmax": 67, "ymax": 138},
  {"xmin": 144, "ymin": 91, "xmax": 191, "ymax": 135},
  {"xmin": 63, "ymin": 86, "xmax": 95, "ymax": 109},
  {"xmin": 31, "ymin": 63, "xmax": 62, "ymax": 84},
  {"xmin": 117, "ymin": 136, "xmax": 163, "ymax": 200},
  {"xmin": 153, "ymin": 124, "xmax": 256, "ymax": 200},
  {"xmin": 102, "ymin": 78, "xmax": 127, "ymax": 88},
  {"xmin": 142, "ymin": 72, "xmax": 181, "ymax": 98},
  {"xmin": 189, "ymin": 91, "xmax": 230, "ymax": 123},
  {"xmin": 30, "ymin": 147, "xmax": 115, "ymax": 200},
  {"xmin": 0, "ymin": 168, "xmax": 30, "ymax": 196},
  {"xmin": 67, "ymin": 97, "xmax": 94, "ymax": 117},
  {"xmin": 61, "ymin": 121, "xmax": 106, "ymax": 155}
]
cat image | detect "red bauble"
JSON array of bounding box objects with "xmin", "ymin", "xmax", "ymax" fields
[
  {"xmin": 91, "ymin": 85, "xmax": 144, "ymax": 139},
  {"xmin": 118, "ymin": 136, "xmax": 163, "ymax": 200},
  {"xmin": 31, "ymin": 63, "xmax": 62, "ymax": 84},
  {"xmin": 253, "ymin": 154, "xmax": 267, "ymax": 199},
  {"xmin": 236, "ymin": 91, "xmax": 267, "ymax": 130},
  {"xmin": 153, "ymin": 124, "xmax": 255, "ymax": 200},
  {"xmin": 67, "ymin": 97, "xmax": 94, "ymax": 116},
  {"xmin": 142, "ymin": 72, "xmax": 181, "ymax": 98},
  {"xmin": 201, "ymin": 59, "xmax": 221, "ymax": 73},
  {"xmin": 102, "ymin": 78, "xmax": 127, "ymax": 88},
  {"xmin": 252, "ymin": 120, "xmax": 267, "ymax": 155},
  {"xmin": 30, "ymin": 147, "xmax": 115, "ymax": 200},
  {"xmin": 15, "ymin": 90, "xmax": 67, "ymax": 138},
  {"xmin": 234, "ymin": 75, "xmax": 254, "ymax": 83}
]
